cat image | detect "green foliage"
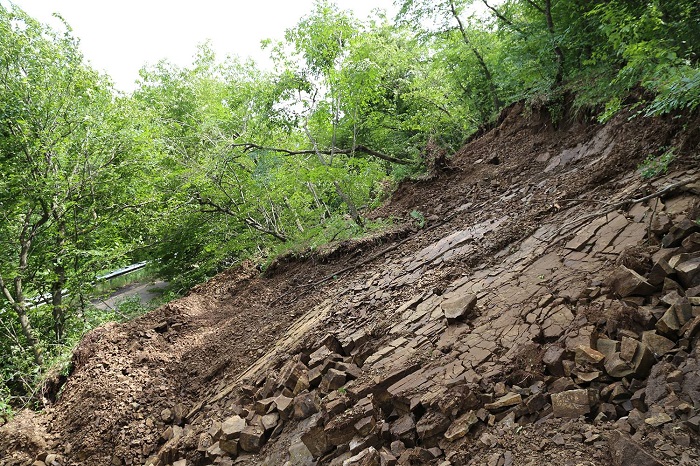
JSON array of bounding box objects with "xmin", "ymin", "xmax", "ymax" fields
[
  {"xmin": 585, "ymin": 0, "xmax": 700, "ymax": 117},
  {"xmin": 645, "ymin": 66, "xmax": 700, "ymax": 116},
  {"xmin": 639, "ymin": 147, "xmax": 676, "ymax": 179},
  {"xmin": 410, "ymin": 210, "xmax": 426, "ymax": 228},
  {"xmin": 266, "ymin": 216, "xmax": 393, "ymax": 267}
]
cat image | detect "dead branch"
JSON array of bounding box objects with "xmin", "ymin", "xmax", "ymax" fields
[
  {"xmin": 556, "ymin": 177, "xmax": 696, "ymax": 240},
  {"xmin": 229, "ymin": 142, "xmax": 413, "ymax": 165}
]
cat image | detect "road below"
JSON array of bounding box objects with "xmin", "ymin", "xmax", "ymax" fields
[{"xmin": 92, "ymin": 280, "xmax": 168, "ymax": 311}]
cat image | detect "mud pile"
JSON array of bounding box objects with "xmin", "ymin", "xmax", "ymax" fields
[{"xmin": 1, "ymin": 104, "xmax": 699, "ymax": 466}]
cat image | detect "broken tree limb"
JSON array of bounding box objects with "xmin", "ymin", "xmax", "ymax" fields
[
  {"xmin": 228, "ymin": 142, "xmax": 413, "ymax": 165},
  {"xmin": 556, "ymin": 177, "xmax": 696, "ymax": 240},
  {"xmin": 269, "ymin": 207, "xmax": 465, "ymax": 306}
]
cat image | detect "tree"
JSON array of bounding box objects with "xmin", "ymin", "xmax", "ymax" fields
[{"xmin": 0, "ymin": 5, "xmax": 157, "ymax": 367}]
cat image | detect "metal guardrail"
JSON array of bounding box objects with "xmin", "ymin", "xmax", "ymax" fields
[
  {"xmin": 96, "ymin": 261, "xmax": 148, "ymax": 281},
  {"xmin": 25, "ymin": 262, "xmax": 149, "ymax": 309}
]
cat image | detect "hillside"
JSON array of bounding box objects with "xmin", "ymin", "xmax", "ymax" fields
[{"xmin": 2, "ymin": 103, "xmax": 700, "ymax": 466}]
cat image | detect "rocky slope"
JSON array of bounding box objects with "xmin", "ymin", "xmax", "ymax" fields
[{"xmin": 1, "ymin": 103, "xmax": 700, "ymax": 466}]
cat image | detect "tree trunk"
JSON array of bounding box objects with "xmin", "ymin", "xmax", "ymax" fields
[
  {"xmin": 303, "ymin": 124, "xmax": 364, "ymax": 228},
  {"xmin": 51, "ymin": 263, "xmax": 66, "ymax": 343},
  {"xmin": 543, "ymin": 0, "xmax": 564, "ymax": 86},
  {"xmin": 0, "ymin": 275, "xmax": 44, "ymax": 366},
  {"xmin": 450, "ymin": 0, "xmax": 502, "ymax": 111},
  {"xmin": 16, "ymin": 302, "xmax": 44, "ymax": 366},
  {"xmin": 0, "ymin": 206, "xmax": 51, "ymax": 367},
  {"xmin": 48, "ymin": 210, "xmax": 68, "ymax": 342}
]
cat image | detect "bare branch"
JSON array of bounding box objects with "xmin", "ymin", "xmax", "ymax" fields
[
  {"xmin": 228, "ymin": 142, "xmax": 413, "ymax": 165},
  {"xmin": 481, "ymin": 0, "xmax": 526, "ymax": 34},
  {"xmin": 195, "ymin": 194, "xmax": 288, "ymax": 242},
  {"xmin": 524, "ymin": 0, "xmax": 545, "ymax": 14}
]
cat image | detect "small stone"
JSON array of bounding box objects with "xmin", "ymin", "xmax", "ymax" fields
[
  {"xmin": 660, "ymin": 290, "xmax": 684, "ymax": 307},
  {"xmin": 685, "ymin": 415, "xmax": 700, "ymax": 432},
  {"xmin": 662, "ymin": 219, "xmax": 700, "ymax": 248},
  {"xmin": 648, "ymin": 259, "xmax": 676, "ymax": 286},
  {"xmin": 604, "ymin": 353, "xmax": 633, "ymax": 378},
  {"xmin": 574, "ymin": 370, "xmax": 600, "ymax": 383},
  {"xmin": 219, "ymin": 437, "xmax": 239, "ymax": 455},
  {"xmin": 294, "ymin": 391, "xmax": 320, "ymax": 420},
  {"xmin": 254, "ymin": 397, "xmax": 276, "ymax": 415},
  {"xmin": 575, "ymin": 345, "xmax": 605, "ymax": 365},
  {"xmin": 320, "ymin": 368, "xmax": 347, "ymax": 392},
  {"xmin": 197, "ymin": 432, "xmax": 213, "ymax": 452},
  {"xmin": 239, "ymin": 425, "xmax": 265, "ymax": 453},
  {"xmin": 608, "ymin": 430, "xmax": 663, "ymax": 466},
  {"xmin": 656, "ymin": 298, "xmax": 693, "ymax": 334},
  {"xmin": 549, "ymin": 377, "xmax": 576, "ymax": 393},
  {"xmin": 606, "ymin": 265, "xmax": 657, "ymax": 297},
  {"xmin": 484, "ymin": 392, "xmax": 521, "ymax": 412},
  {"xmin": 644, "ymin": 412, "xmax": 672, "ymax": 427},
  {"xmin": 641, "ymin": 331, "xmax": 675, "ymax": 356},
  {"xmin": 619, "ymin": 337, "xmax": 638, "ymax": 363},
  {"xmin": 390, "ymin": 414, "xmax": 416, "ymax": 447},
  {"xmin": 220, "ymin": 415, "xmax": 246, "ymax": 440},
  {"xmin": 650, "ymin": 214, "xmax": 672, "ymax": 236},
  {"xmin": 261, "ymin": 413, "xmax": 279, "ymax": 432},
  {"xmin": 289, "ymin": 440, "xmax": 317, "ymax": 466},
  {"xmin": 441, "ymin": 294, "xmax": 477, "ymax": 321},
  {"xmin": 390, "ymin": 440, "xmax": 406, "ymax": 457},
  {"xmin": 300, "ymin": 414, "xmax": 331, "ymax": 458},
  {"xmin": 596, "ymin": 339, "xmax": 620, "ymax": 358},
  {"xmin": 274, "ymin": 395, "xmax": 294, "ymax": 419},
  {"xmin": 160, "ymin": 408, "xmax": 174, "ymax": 423},
  {"xmin": 415, "ymin": 411, "xmax": 450, "ymax": 441},
  {"xmin": 676, "ymin": 258, "xmax": 700, "ymax": 288},
  {"xmin": 542, "ymin": 346, "xmax": 567, "ymax": 376},
  {"xmin": 354, "ymin": 416, "xmax": 376, "ymax": 437},
  {"xmin": 493, "ymin": 381, "xmax": 507, "ymax": 398},
  {"xmin": 524, "ymin": 392, "xmax": 547, "ymax": 413},
  {"xmin": 349, "ymin": 435, "xmax": 380, "ymax": 455},
  {"xmin": 344, "ymin": 446, "xmax": 381, "ymax": 466},
  {"xmin": 682, "ymin": 315, "xmax": 700, "ymax": 338},
  {"xmin": 206, "ymin": 441, "xmax": 224, "ymax": 458},
  {"xmin": 551, "ymin": 389, "xmax": 594, "ymax": 418},
  {"xmin": 552, "ymin": 433, "xmax": 565, "ymax": 446},
  {"xmin": 397, "ymin": 447, "xmax": 434, "ymax": 464},
  {"xmin": 443, "ymin": 410, "xmax": 478, "ymax": 441},
  {"xmin": 682, "ymin": 232, "xmax": 700, "ymax": 252},
  {"xmin": 380, "ymin": 449, "xmax": 398, "ymax": 466}
]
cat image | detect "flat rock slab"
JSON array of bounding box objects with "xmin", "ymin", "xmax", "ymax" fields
[
  {"xmin": 239, "ymin": 426, "xmax": 265, "ymax": 453},
  {"xmin": 606, "ymin": 265, "xmax": 657, "ymax": 297},
  {"xmin": 444, "ymin": 411, "xmax": 478, "ymax": 441},
  {"xmin": 608, "ymin": 430, "xmax": 663, "ymax": 466},
  {"xmin": 551, "ymin": 389, "xmax": 593, "ymax": 418},
  {"xmin": 440, "ymin": 294, "xmax": 477, "ymax": 321},
  {"xmin": 220, "ymin": 415, "xmax": 246, "ymax": 440},
  {"xmin": 484, "ymin": 393, "xmax": 521, "ymax": 412}
]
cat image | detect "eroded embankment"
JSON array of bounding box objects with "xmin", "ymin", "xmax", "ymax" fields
[{"xmin": 1, "ymin": 104, "xmax": 699, "ymax": 466}]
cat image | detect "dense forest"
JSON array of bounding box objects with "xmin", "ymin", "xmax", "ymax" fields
[{"xmin": 1, "ymin": 0, "xmax": 698, "ymax": 416}]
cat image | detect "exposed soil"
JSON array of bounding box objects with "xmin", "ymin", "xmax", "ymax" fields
[{"xmin": 1, "ymin": 103, "xmax": 699, "ymax": 466}]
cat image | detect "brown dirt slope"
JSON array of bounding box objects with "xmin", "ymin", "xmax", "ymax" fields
[{"xmin": 2, "ymin": 104, "xmax": 700, "ymax": 466}]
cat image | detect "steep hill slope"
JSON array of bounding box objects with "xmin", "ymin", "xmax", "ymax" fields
[{"xmin": 2, "ymin": 104, "xmax": 700, "ymax": 466}]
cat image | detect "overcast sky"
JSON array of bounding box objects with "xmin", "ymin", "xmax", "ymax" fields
[{"xmin": 8, "ymin": 0, "xmax": 399, "ymax": 92}]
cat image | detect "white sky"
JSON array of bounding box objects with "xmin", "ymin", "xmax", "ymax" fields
[{"xmin": 8, "ymin": 0, "xmax": 399, "ymax": 92}]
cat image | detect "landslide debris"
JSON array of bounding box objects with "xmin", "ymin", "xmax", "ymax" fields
[{"xmin": 2, "ymin": 104, "xmax": 700, "ymax": 466}]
